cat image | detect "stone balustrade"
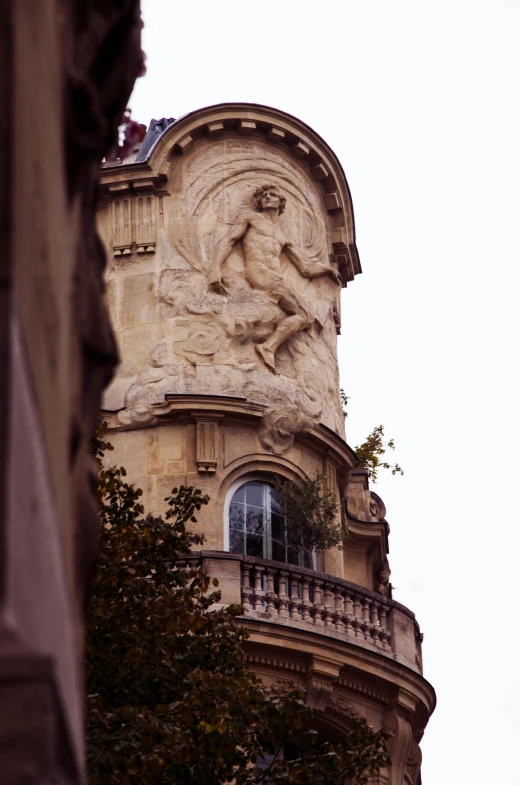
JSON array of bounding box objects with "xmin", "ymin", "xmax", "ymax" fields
[
  {"xmin": 241, "ymin": 557, "xmax": 392, "ymax": 651},
  {"xmin": 177, "ymin": 551, "xmax": 423, "ymax": 674}
]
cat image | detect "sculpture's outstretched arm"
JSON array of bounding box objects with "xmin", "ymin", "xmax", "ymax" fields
[
  {"xmin": 209, "ymin": 216, "xmax": 250, "ymax": 294},
  {"xmin": 284, "ymin": 243, "xmax": 341, "ymax": 285}
]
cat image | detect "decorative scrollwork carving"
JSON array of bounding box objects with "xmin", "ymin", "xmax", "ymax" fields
[
  {"xmin": 259, "ymin": 407, "xmax": 314, "ymax": 455},
  {"xmin": 376, "ymin": 557, "xmax": 392, "ymax": 598},
  {"xmin": 267, "ymin": 677, "xmax": 298, "ymax": 695},
  {"xmin": 369, "ymin": 491, "xmax": 387, "ymax": 521}
]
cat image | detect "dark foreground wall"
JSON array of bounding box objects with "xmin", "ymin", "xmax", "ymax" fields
[{"xmin": 0, "ymin": 2, "xmax": 141, "ymax": 781}]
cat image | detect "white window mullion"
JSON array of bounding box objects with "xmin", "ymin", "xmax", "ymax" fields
[{"xmin": 265, "ymin": 484, "xmax": 272, "ymax": 560}]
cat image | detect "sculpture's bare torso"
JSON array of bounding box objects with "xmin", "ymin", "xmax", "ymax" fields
[
  {"xmin": 241, "ymin": 211, "xmax": 289, "ymax": 294},
  {"xmin": 210, "ymin": 187, "xmax": 340, "ymax": 371}
]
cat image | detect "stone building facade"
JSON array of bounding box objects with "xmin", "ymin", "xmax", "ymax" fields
[{"xmin": 98, "ymin": 103, "xmax": 435, "ymax": 784}]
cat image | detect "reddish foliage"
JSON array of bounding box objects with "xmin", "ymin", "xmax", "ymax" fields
[{"xmin": 106, "ymin": 109, "xmax": 147, "ymax": 162}]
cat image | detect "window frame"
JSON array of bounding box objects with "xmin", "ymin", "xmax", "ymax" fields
[{"xmin": 224, "ymin": 475, "xmax": 310, "ymax": 567}]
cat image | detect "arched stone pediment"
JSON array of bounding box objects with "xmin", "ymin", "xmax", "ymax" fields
[{"xmin": 100, "ymin": 103, "xmax": 361, "ymax": 284}]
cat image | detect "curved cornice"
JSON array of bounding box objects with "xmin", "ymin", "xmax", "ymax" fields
[
  {"xmin": 99, "ymin": 102, "xmax": 361, "ymax": 285},
  {"xmin": 103, "ymin": 393, "xmax": 359, "ymax": 471},
  {"xmin": 243, "ymin": 616, "xmax": 436, "ymax": 724}
]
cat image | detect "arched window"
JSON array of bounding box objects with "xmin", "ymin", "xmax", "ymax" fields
[{"xmin": 228, "ymin": 480, "xmax": 311, "ymax": 567}]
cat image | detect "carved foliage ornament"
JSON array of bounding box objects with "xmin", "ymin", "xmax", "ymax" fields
[{"xmin": 262, "ymin": 676, "xmax": 299, "ymax": 696}]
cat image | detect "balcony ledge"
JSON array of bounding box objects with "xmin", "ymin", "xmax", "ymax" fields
[{"xmin": 179, "ymin": 550, "xmax": 425, "ymax": 676}]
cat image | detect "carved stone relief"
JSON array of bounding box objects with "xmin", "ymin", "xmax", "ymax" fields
[
  {"xmin": 328, "ymin": 691, "xmax": 355, "ymax": 716},
  {"xmin": 260, "ymin": 676, "xmax": 300, "ymax": 697},
  {"xmin": 105, "ymin": 138, "xmax": 346, "ymax": 448},
  {"xmin": 259, "ymin": 407, "xmax": 314, "ymax": 455},
  {"xmin": 376, "ymin": 557, "xmax": 392, "ymax": 598}
]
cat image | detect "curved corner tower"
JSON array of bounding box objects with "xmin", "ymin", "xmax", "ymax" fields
[{"xmin": 97, "ymin": 103, "xmax": 435, "ymax": 783}]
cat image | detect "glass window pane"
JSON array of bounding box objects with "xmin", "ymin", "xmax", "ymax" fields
[
  {"xmin": 287, "ymin": 545, "xmax": 300, "ymax": 565},
  {"xmin": 272, "ymin": 539, "xmax": 285, "ymax": 563},
  {"xmin": 270, "ymin": 487, "xmax": 281, "ymax": 514},
  {"xmin": 231, "ymin": 485, "xmax": 245, "ymax": 504},
  {"xmin": 229, "ymin": 502, "xmax": 244, "ymax": 530},
  {"xmin": 246, "ymin": 507, "xmax": 264, "ymax": 535},
  {"xmin": 256, "ymin": 753, "xmax": 276, "ymax": 771},
  {"xmin": 230, "ymin": 528, "xmax": 244, "ymax": 554},
  {"xmin": 228, "ymin": 480, "xmax": 309, "ymax": 566},
  {"xmin": 271, "ymin": 512, "xmax": 284, "ymax": 543},
  {"xmin": 246, "ymin": 533, "xmax": 264, "ymax": 558},
  {"xmin": 245, "ymin": 482, "xmax": 264, "ymax": 508}
]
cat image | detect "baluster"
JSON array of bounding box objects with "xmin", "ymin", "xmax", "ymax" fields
[
  {"xmin": 371, "ymin": 602, "xmax": 381, "ymax": 646},
  {"xmin": 344, "ymin": 592, "xmax": 354, "ymax": 635},
  {"xmin": 312, "ymin": 580, "xmax": 324, "ymax": 625},
  {"xmin": 241, "ymin": 564, "xmax": 253, "ymax": 612},
  {"xmin": 380, "ymin": 606, "xmax": 392, "ymax": 650},
  {"xmin": 334, "ymin": 587, "xmax": 345, "ymax": 631},
  {"xmin": 301, "ymin": 577, "xmax": 312, "ymax": 623},
  {"xmin": 323, "ymin": 583, "xmax": 334, "ymax": 627},
  {"xmin": 362, "ymin": 599, "xmax": 372, "ymax": 641},
  {"xmin": 265, "ymin": 568, "xmax": 276, "ymax": 615},
  {"xmin": 289, "ymin": 575, "xmax": 301, "ymax": 619},
  {"xmin": 278, "ymin": 570, "xmax": 289, "ymax": 618},
  {"xmin": 352, "ymin": 594, "xmax": 363, "ymax": 637},
  {"xmin": 254, "ymin": 566, "xmax": 264, "ymax": 612},
  {"xmin": 381, "ymin": 629, "xmax": 391, "ymax": 650}
]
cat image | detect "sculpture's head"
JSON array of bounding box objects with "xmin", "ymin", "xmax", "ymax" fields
[{"xmin": 253, "ymin": 184, "xmax": 286, "ymax": 215}]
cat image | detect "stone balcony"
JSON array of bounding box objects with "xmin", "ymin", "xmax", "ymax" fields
[{"xmin": 180, "ymin": 551, "xmax": 424, "ymax": 676}]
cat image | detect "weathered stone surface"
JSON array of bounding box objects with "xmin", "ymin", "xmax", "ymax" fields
[
  {"xmin": 121, "ymin": 273, "xmax": 157, "ymax": 328},
  {"xmin": 99, "ymin": 123, "xmax": 347, "ymax": 443},
  {"xmin": 1, "ymin": 0, "xmax": 142, "ymax": 780}
]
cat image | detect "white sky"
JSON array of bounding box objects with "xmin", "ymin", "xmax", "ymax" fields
[{"xmin": 131, "ymin": 2, "xmax": 520, "ymax": 781}]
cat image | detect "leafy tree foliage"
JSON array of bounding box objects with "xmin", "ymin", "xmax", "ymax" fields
[
  {"xmin": 274, "ymin": 472, "xmax": 345, "ymax": 559},
  {"xmin": 339, "ymin": 392, "xmax": 403, "ymax": 483},
  {"xmin": 355, "ymin": 425, "xmax": 404, "ymax": 484},
  {"xmin": 340, "ymin": 388, "xmax": 350, "ymax": 419},
  {"xmin": 86, "ymin": 423, "xmax": 389, "ymax": 784}
]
